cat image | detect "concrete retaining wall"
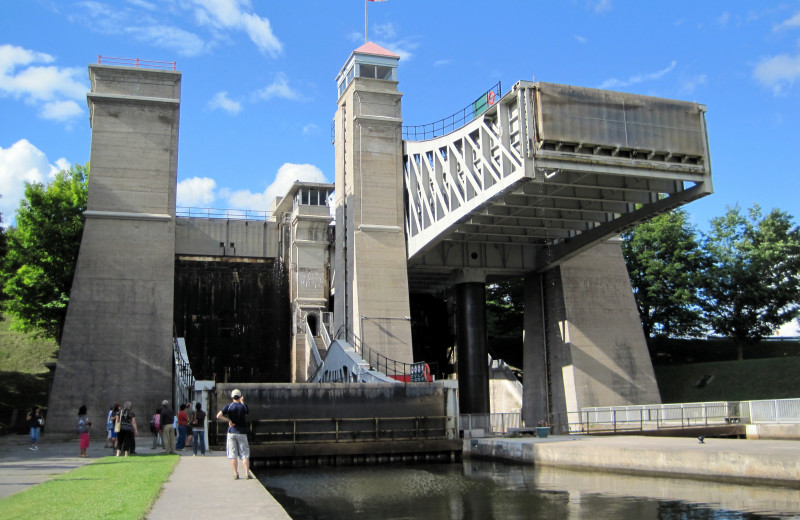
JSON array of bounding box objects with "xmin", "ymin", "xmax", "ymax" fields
[
  {"xmin": 175, "ymin": 218, "xmax": 279, "ymax": 258},
  {"xmin": 465, "ymin": 435, "xmax": 800, "ymax": 487}
]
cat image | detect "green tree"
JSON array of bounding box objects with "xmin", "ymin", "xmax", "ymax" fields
[
  {"xmin": 621, "ymin": 209, "xmax": 707, "ymax": 338},
  {"xmin": 486, "ymin": 279, "xmax": 524, "ymax": 339},
  {"xmin": 2, "ymin": 163, "xmax": 89, "ymax": 343},
  {"xmin": 701, "ymin": 204, "xmax": 800, "ymax": 357}
]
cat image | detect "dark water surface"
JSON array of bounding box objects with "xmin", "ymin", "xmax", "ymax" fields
[{"xmin": 260, "ymin": 459, "xmax": 800, "ymax": 520}]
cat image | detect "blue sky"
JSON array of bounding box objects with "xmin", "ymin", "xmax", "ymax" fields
[{"xmin": 1, "ymin": 0, "xmax": 800, "ymax": 232}]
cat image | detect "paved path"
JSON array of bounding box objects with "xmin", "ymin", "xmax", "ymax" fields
[
  {"xmin": 0, "ymin": 434, "xmax": 291, "ymax": 519},
  {"xmin": 0, "ymin": 434, "xmax": 95, "ymax": 500},
  {"xmin": 146, "ymin": 448, "xmax": 291, "ymax": 520}
]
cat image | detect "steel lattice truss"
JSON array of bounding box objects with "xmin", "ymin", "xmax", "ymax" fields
[{"xmin": 403, "ymin": 81, "xmax": 712, "ymax": 292}]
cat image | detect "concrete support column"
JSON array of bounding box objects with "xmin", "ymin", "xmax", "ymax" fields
[
  {"xmin": 522, "ymin": 274, "xmax": 549, "ymax": 427},
  {"xmin": 455, "ymin": 269, "xmax": 489, "ymax": 414}
]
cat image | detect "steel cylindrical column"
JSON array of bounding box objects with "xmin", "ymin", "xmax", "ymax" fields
[{"xmin": 456, "ymin": 282, "xmax": 489, "ymax": 414}]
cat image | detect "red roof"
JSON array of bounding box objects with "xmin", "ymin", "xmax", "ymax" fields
[{"xmin": 353, "ymin": 42, "xmax": 400, "ymax": 59}]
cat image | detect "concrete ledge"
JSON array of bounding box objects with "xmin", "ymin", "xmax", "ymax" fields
[
  {"xmin": 358, "ymin": 224, "xmax": 402, "ymax": 232},
  {"xmin": 87, "ymin": 92, "xmax": 180, "ymax": 106},
  {"xmin": 354, "ymin": 114, "xmax": 403, "ymax": 124},
  {"xmin": 747, "ymin": 423, "xmax": 800, "ymax": 440},
  {"xmin": 465, "ymin": 435, "xmax": 800, "ymax": 488},
  {"xmin": 84, "ymin": 210, "xmax": 172, "ymax": 221}
]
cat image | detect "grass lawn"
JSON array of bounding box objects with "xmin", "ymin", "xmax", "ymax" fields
[{"xmin": 0, "ymin": 454, "xmax": 179, "ymax": 519}]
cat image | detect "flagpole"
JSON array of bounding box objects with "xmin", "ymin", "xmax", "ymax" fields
[{"xmin": 365, "ymin": 0, "xmax": 368, "ymax": 43}]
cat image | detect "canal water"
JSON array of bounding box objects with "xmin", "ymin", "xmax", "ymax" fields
[{"xmin": 261, "ymin": 459, "xmax": 800, "ymax": 519}]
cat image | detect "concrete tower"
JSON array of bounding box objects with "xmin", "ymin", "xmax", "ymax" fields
[
  {"xmin": 47, "ymin": 64, "xmax": 181, "ymax": 433},
  {"xmin": 333, "ymin": 43, "xmax": 413, "ymax": 363}
]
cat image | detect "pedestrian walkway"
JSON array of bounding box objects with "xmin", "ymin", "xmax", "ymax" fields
[
  {"xmin": 0, "ymin": 434, "xmax": 291, "ymax": 519},
  {"xmin": 0, "ymin": 433, "xmax": 94, "ymax": 500},
  {"xmin": 146, "ymin": 448, "xmax": 291, "ymax": 520}
]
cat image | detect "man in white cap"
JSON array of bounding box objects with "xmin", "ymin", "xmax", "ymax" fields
[{"xmin": 216, "ymin": 388, "xmax": 251, "ymax": 479}]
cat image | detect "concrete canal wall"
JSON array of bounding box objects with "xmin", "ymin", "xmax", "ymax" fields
[{"xmin": 464, "ymin": 435, "xmax": 800, "ymax": 487}]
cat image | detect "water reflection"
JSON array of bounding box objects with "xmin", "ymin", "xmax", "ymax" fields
[{"xmin": 261, "ymin": 459, "xmax": 800, "ymax": 520}]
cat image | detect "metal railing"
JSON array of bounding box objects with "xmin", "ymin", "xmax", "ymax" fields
[
  {"xmin": 460, "ymin": 413, "xmax": 522, "ymax": 435},
  {"xmin": 214, "ymin": 415, "xmax": 457, "ymax": 445},
  {"xmin": 335, "ymin": 327, "xmax": 431, "ymax": 381},
  {"xmin": 177, "ymin": 207, "xmax": 273, "ymax": 220},
  {"xmin": 402, "ymin": 82, "xmax": 501, "ymax": 141},
  {"xmin": 306, "ymin": 321, "xmax": 323, "ymax": 380},
  {"xmin": 456, "ymin": 399, "xmax": 800, "ymax": 438},
  {"xmin": 173, "ymin": 336, "xmax": 195, "ymax": 407},
  {"xmin": 98, "ymin": 55, "xmax": 177, "ymax": 70},
  {"xmin": 747, "ymin": 398, "xmax": 800, "ymax": 423},
  {"xmin": 561, "ymin": 399, "xmax": 800, "ymax": 435}
]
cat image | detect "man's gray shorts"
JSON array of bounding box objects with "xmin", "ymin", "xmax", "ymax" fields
[{"xmin": 226, "ymin": 433, "xmax": 250, "ymax": 460}]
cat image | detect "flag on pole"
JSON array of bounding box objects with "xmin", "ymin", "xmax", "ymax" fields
[{"xmin": 365, "ymin": 0, "xmax": 388, "ymax": 43}]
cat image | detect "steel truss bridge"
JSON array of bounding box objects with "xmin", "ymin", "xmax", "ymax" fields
[{"xmin": 403, "ymin": 81, "xmax": 712, "ymax": 292}]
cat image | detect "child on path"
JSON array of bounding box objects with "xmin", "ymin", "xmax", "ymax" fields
[{"xmin": 77, "ymin": 405, "xmax": 92, "ymax": 457}]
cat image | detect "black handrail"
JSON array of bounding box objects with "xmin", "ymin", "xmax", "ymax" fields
[
  {"xmin": 402, "ymin": 82, "xmax": 501, "ymax": 141},
  {"xmin": 335, "ymin": 328, "xmax": 420, "ymax": 380}
]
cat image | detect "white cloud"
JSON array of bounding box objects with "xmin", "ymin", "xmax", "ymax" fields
[
  {"xmin": 717, "ymin": 11, "xmax": 731, "ymax": 27},
  {"xmin": 254, "ymin": 72, "xmax": 299, "ymax": 101},
  {"xmin": 774, "ymin": 11, "xmax": 800, "ymax": 32},
  {"xmin": 0, "ymin": 139, "xmax": 68, "ymax": 226},
  {"xmin": 574, "ymin": 35, "xmax": 588, "ymax": 44},
  {"xmin": 188, "ymin": 0, "xmax": 282, "ymax": 57},
  {"xmin": 208, "ymin": 91, "xmax": 242, "ymax": 114},
  {"xmin": 126, "ymin": 0, "xmax": 156, "ymax": 9},
  {"xmin": 753, "ymin": 53, "xmax": 800, "ymax": 94},
  {"xmin": 71, "ymin": 1, "xmax": 279, "ymax": 58},
  {"xmin": 0, "ymin": 44, "xmax": 87, "ymax": 124},
  {"xmin": 375, "ymin": 38, "xmax": 418, "ymax": 61},
  {"xmin": 679, "ymin": 74, "xmax": 707, "ymax": 95},
  {"xmin": 599, "ymin": 61, "xmax": 677, "ymax": 90},
  {"xmin": 591, "ymin": 0, "xmax": 612, "ymax": 14},
  {"xmin": 177, "ymin": 176, "xmax": 217, "ymax": 206},
  {"xmin": 302, "ymin": 123, "xmax": 319, "ymax": 136},
  {"xmin": 124, "ymin": 25, "xmax": 210, "ymax": 57},
  {"xmin": 40, "ymin": 100, "xmax": 84, "ymax": 122},
  {"xmin": 433, "ymin": 59, "xmax": 452, "ymax": 67},
  {"xmin": 373, "ymin": 23, "xmax": 397, "ymax": 40},
  {"xmin": 224, "ymin": 163, "xmax": 328, "ymax": 212}
]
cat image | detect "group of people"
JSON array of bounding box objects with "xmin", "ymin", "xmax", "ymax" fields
[
  {"xmin": 24, "ymin": 389, "xmax": 250, "ymax": 480},
  {"xmin": 149, "ymin": 401, "xmax": 208, "ymax": 456}
]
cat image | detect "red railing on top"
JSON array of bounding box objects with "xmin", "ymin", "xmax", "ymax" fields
[{"xmin": 97, "ymin": 55, "xmax": 177, "ymax": 71}]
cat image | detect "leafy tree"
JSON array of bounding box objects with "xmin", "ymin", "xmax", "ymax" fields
[
  {"xmin": 2, "ymin": 163, "xmax": 89, "ymax": 343},
  {"xmin": 701, "ymin": 204, "xmax": 800, "ymax": 357},
  {"xmin": 621, "ymin": 209, "xmax": 707, "ymax": 338},
  {"xmin": 486, "ymin": 279, "xmax": 524, "ymax": 339}
]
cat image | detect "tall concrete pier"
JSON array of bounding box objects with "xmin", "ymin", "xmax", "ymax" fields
[
  {"xmin": 47, "ymin": 65, "xmax": 181, "ymax": 432},
  {"xmin": 333, "ymin": 43, "xmax": 413, "ymax": 363}
]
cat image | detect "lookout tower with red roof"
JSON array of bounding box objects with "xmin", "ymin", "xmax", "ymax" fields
[{"xmin": 332, "ymin": 42, "xmax": 413, "ymax": 365}]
